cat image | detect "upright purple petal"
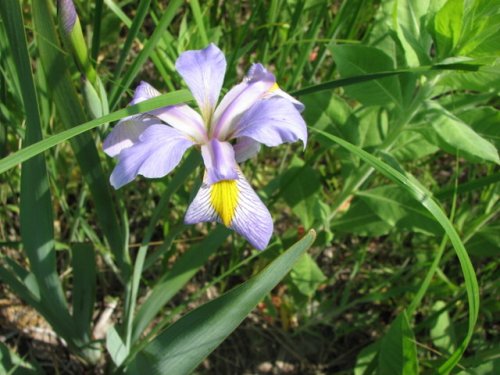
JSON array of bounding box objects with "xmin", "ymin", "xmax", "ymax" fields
[
  {"xmin": 212, "ymin": 63, "xmax": 276, "ymax": 140},
  {"xmin": 154, "ymin": 104, "xmax": 207, "ymax": 143},
  {"xmin": 102, "ymin": 115, "xmax": 157, "ymax": 157},
  {"xmin": 175, "ymin": 44, "xmax": 226, "ymax": 121},
  {"xmin": 110, "ymin": 125, "xmax": 194, "ymax": 189},
  {"xmin": 232, "ymin": 96, "xmax": 307, "ymax": 148},
  {"xmin": 201, "ymin": 139, "xmax": 239, "ymax": 185},
  {"xmin": 184, "ymin": 169, "xmax": 273, "ymax": 250}
]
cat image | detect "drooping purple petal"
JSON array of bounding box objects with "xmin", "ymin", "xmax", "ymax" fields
[
  {"xmin": 102, "ymin": 115, "xmax": 157, "ymax": 157},
  {"xmin": 267, "ymin": 87, "xmax": 305, "ymax": 112},
  {"xmin": 110, "ymin": 125, "xmax": 194, "ymax": 189},
  {"xmin": 232, "ymin": 96, "xmax": 307, "ymax": 148},
  {"xmin": 233, "ymin": 136, "xmax": 261, "ymax": 163},
  {"xmin": 175, "ymin": 44, "xmax": 226, "ymax": 120},
  {"xmin": 212, "ymin": 63, "xmax": 276, "ymax": 140},
  {"xmin": 201, "ymin": 139, "xmax": 239, "ymax": 185},
  {"xmin": 184, "ymin": 169, "xmax": 273, "ymax": 250}
]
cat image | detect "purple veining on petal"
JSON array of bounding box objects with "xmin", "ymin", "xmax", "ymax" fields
[
  {"xmin": 175, "ymin": 44, "xmax": 226, "ymax": 120},
  {"xmin": 110, "ymin": 125, "xmax": 194, "ymax": 189},
  {"xmin": 232, "ymin": 96, "xmax": 307, "ymax": 148},
  {"xmin": 230, "ymin": 169, "xmax": 273, "ymax": 250},
  {"xmin": 201, "ymin": 139, "xmax": 239, "ymax": 185}
]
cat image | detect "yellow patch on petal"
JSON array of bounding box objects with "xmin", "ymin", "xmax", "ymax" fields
[
  {"xmin": 210, "ymin": 180, "xmax": 239, "ymax": 227},
  {"xmin": 268, "ymin": 82, "xmax": 280, "ymax": 93}
]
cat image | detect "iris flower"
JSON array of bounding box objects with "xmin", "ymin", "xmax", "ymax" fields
[{"xmin": 103, "ymin": 44, "xmax": 307, "ymax": 250}]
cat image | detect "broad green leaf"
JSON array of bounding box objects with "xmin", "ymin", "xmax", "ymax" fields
[
  {"xmin": 456, "ymin": 358, "xmax": 500, "ymax": 375},
  {"xmin": 378, "ymin": 312, "xmax": 419, "ymax": 375},
  {"xmin": 330, "ymin": 45, "xmax": 403, "ymax": 107},
  {"xmin": 313, "ymin": 128, "xmax": 479, "ymax": 374},
  {"xmin": 289, "ymin": 253, "xmax": 326, "ymax": 298},
  {"xmin": 332, "ymin": 199, "xmax": 393, "ymax": 237},
  {"xmin": 125, "ymin": 231, "xmax": 316, "ymax": 375},
  {"xmin": 281, "ymin": 157, "xmax": 322, "ymax": 228},
  {"xmin": 430, "ymin": 300, "xmax": 457, "ymax": 354},
  {"xmin": 433, "ymin": 0, "xmax": 464, "ymax": 58},
  {"xmin": 358, "ymin": 185, "xmax": 442, "ymax": 235},
  {"xmin": 438, "ymin": 58, "xmax": 500, "ymax": 92},
  {"xmin": 417, "ymin": 102, "xmax": 499, "ymax": 164},
  {"xmin": 394, "ymin": 0, "xmax": 432, "ymax": 66},
  {"xmin": 466, "ymin": 225, "xmax": 500, "ymax": 257},
  {"xmin": 391, "ymin": 130, "xmax": 439, "ymax": 161},
  {"xmin": 458, "ymin": 107, "xmax": 500, "ymax": 150}
]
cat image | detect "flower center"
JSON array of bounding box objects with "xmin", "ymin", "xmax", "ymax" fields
[{"xmin": 210, "ymin": 179, "xmax": 239, "ymax": 226}]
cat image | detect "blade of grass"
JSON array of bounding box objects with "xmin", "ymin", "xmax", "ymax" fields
[
  {"xmin": 291, "ymin": 63, "xmax": 481, "ymax": 97},
  {"xmin": 0, "ymin": 90, "xmax": 192, "ymax": 175},
  {"xmin": 111, "ymin": 0, "xmax": 151, "ymax": 85},
  {"xmin": 314, "ymin": 128, "xmax": 479, "ymax": 374},
  {"xmin": 189, "ymin": 0, "xmax": 208, "ymax": 46},
  {"xmin": 90, "ymin": 0, "xmax": 103, "ymax": 64},
  {"xmin": 109, "ymin": 0, "xmax": 183, "ymax": 109}
]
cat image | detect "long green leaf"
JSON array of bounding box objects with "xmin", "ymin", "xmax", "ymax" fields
[
  {"xmin": 0, "ymin": 0, "xmax": 71, "ymax": 328},
  {"xmin": 124, "ymin": 230, "xmax": 316, "ymax": 375},
  {"xmin": 0, "ymin": 90, "xmax": 192, "ymax": 175},
  {"xmin": 131, "ymin": 227, "xmax": 229, "ymax": 343},
  {"xmin": 314, "ymin": 128, "xmax": 479, "ymax": 374},
  {"xmin": 32, "ymin": 0, "xmax": 130, "ymax": 277}
]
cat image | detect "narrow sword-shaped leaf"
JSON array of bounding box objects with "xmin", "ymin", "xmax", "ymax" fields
[
  {"xmin": 124, "ymin": 231, "xmax": 316, "ymax": 375},
  {"xmin": 313, "ymin": 128, "xmax": 479, "ymax": 374},
  {"xmin": 32, "ymin": 0, "xmax": 129, "ymax": 277},
  {"xmin": 0, "ymin": 90, "xmax": 192, "ymax": 175}
]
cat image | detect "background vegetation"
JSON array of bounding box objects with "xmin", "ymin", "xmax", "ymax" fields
[{"xmin": 0, "ymin": 0, "xmax": 498, "ymax": 373}]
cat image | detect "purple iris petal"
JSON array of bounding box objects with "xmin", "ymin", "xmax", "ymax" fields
[
  {"xmin": 233, "ymin": 136, "xmax": 261, "ymax": 163},
  {"xmin": 154, "ymin": 104, "xmax": 207, "ymax": 143},
  {"xmin": 232, "ymin": 96, "xmax": 307, "ymax": 147},
  {"xmin": 201, "ymin": 139, "xmax": 239, "ymax": 185},
  {"xmin": 102, "ymin": 115, "xmax": 157, "ymax": 157},
  {"xmin": 110, "ymin": 125, "xmax": 194, "ymax": 189},
  {"xmin": 212, "ymin": 63, "xmax": 276, "ymax": 140},
  {"xmin": 184, "ymin": 169, "xmax": 273, "ymax": 250},
  {"xmin": 175, "ymin": 44, "xmax": 226, "ymax": 120},
  {"xmin": 130, "ymin": 81, "xmax": 161, "ymax": 105},
  {"xmin": 269, "ymin": 88, "xmax": 305, "ymax": 112}
]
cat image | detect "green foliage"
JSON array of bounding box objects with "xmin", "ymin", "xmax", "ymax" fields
[{"xmin": 0, "ymin": 0, "xmax": 498, "ymax": 373}]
